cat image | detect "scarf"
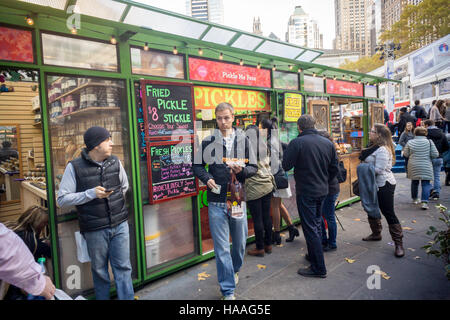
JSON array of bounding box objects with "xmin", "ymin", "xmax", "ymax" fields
[{"xmin": 359, "ymin": 145, "xmax": 380, "ymax": 162}]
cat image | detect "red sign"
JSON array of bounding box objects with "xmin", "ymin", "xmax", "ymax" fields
[
  {"xmin": 189, "ymin": 57, "xmax": 271, "ymax": 88},
  {"xmin": 0, "ymin": 26, "xmax": 33, "ymax": 63},
  {"xmin": 326, "ymin": 80, "xmax": 363, "ymax": 97}
]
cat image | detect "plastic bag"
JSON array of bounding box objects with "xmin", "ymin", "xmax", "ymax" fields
[{"xmin": 75, "ymin": 231, "xmax": 90, "ymax": 263}]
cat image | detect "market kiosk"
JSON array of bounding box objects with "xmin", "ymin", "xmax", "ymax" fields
[{"xmin": 0, "ymin": 0, "xmax": 398, "ymax": 299}]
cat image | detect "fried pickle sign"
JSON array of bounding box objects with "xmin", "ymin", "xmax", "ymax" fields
[
  {"xmin": 284, "ymin": 93, "xmax": 303, "ymax": 122},
  {"xmin": 142, "ymin": 80, "xmax": 195, "ymax": 139}
]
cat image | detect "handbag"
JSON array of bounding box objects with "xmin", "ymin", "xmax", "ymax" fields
[
  {"xmin": 274, "ymin": 166, "xmax": 289, "ymax": 189},
  {"xmin": 352, "ymin": 179, "xmax": 360, "ymax": 196}
]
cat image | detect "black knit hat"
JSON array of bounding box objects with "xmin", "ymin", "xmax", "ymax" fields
[{"xmin": 84, "ymin": 126, "xmax": 111, "ymax": 152}]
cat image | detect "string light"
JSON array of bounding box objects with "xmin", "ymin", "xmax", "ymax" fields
[
  {"xmin": 288, "ymin": 65, "xmax": 293, "ymax": 70},
  {"xmin": 313, "ymin": 73, "xmax": 316, "ymax": 77},
  {"xmin": 323, "ymin": 75, "xmax": 327, "ymax": 80},
  {"xmin": 342, "ymin": 74, "xmax": 346, "ymax": 79},
  {"xmin": 334, "ymin": 76, "xmax": 337, "ymax": 80},
  {"xmin": 219, "ymin": 52, "xmax": 223, "ymax": 60},
  {"xmin": 144, "ymin": 42, "xmax": 149, "ymax": 51},
  {"xmin": 272, "ymin": 65, "xmax": 276, "ymax": 71},
  {"xmin": 198, "ymin": 48, "xmax": 203, "ymax": 55},
  {"xmin": 240, "ymin": 59, "xmax": 244, "ymax": 66},
  {"xmin": 25, "ymin": 15, "xmax": 34, "ymax": 26},
  {"xmin": 110, "ymin": 35, "xmax": 117, "ymax": 45},
  {"xmin": 257, "ymin": 63, "xmax": 261, "ymax": 69},
  {"xmin": 298, "ymin": 68, "xmax": 302, "ymax": 73},
  {"xmin": 173, "ymin": 46, "xmax": 178, "ymax": 54},
  {"xmin": 70, "ymin": 25, "xmax": 77, "ymax": 35}
]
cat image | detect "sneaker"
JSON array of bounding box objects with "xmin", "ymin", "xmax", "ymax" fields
[
  {"xmin": 421, "ymin": 202, "xmax": 429, "ymax": 210},
  {"xmin": 221, "ymin": 294, "xmax": 236, "ymax": 300},
  {"xmin": 234, "ymin": 272, "xmax": 239, "ymax": 285},
  {"xmin": 412, "ymin": 199, "xmax": 420, "ymax": 205},
  {"xmin": 431, "ymin": 194, "xmax": 439, "ymax": 201},
  {"xmin": 323, "ymin": 245, "xmax": 337, "ymax": 252}
]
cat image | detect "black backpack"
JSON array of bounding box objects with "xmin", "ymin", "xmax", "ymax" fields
[{"xmin": 336, "ymin": 160, "xmax": 347, "ymax": 183}]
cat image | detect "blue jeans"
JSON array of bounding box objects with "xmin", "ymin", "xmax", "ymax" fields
[
  {"xmin": 208, "ymin": 202, "xmax": 248, "ymax": 297},
  {"xmin": 296, "ymin": 194, "xmax": 327, "ymax": 275},
  {"xmin": 320, "ymin": 193, "xmax": 339, "ymax": 249},
  {"xmin": 431, "ymin": 158, "xmax": 443, "ymax": 195},
  {"xmin": 84, "ymin": 221, "xmax": 134, "ymax": 300},
  {"xmin": 411, "ymin": 180, "xmax": 432, "ymax": 203}
]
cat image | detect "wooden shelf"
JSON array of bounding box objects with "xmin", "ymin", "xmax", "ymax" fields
[
  {"xmin": 49, "ymin": 82, "xmax": 123, "ymax": 103},
  {"xmin": 52, "ymin": 106, "xmax": 120, "ymax": 121}
]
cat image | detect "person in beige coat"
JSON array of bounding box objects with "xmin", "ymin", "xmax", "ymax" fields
[{"xmin": 402, "ymin": 127, "xmax": 439, "ymax": 210}]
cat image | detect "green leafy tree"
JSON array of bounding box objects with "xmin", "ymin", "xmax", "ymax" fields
[{"xmin": 339, "ymin": 54, "xmax": 384, "ymax": 73}]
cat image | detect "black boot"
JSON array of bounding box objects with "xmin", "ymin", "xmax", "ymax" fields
[
  {"xmin": 445, "ymin": 172, "xmax": 450, "ymax": 186},
  {"xmin": 286, "ymin": 225, "xmax": 300, "ymax": 242},
  {"xmin": 272, "ymin": 231, "xmax": 281, "ymax": 245}
]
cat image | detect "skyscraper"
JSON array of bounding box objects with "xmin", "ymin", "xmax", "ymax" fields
[
  {"xmin": 365, "ymin": 0, "xmax": 384, "ymax": 56},
  {"xmin": 384, "ymin": 0, "xmax": 423, "ymax": 32},
  {"xmin": 286, "ymin": 6, "xmax": 323, "ymax": 49},
  {"xmin": 334, "ymin": 0, "xmax": 367, "ymax": 55},
  {"xmin": 253, "ymin": 17, "xmax": 263, "ymax": 36},
  {"xmin": 185, "ymin": 0, "xmax": 224, "ymax": 24}
]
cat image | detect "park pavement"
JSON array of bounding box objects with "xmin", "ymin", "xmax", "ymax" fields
[{"xmin": 135, "ymin": 172, "xmax": 450, "ymax": 300}]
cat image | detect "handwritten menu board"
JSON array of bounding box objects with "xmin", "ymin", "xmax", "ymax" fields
[
  {"xmin": 148, "ymin": 141, "xmax": 198, "ymax": 204},
  {"xmin": 141, "ymin": 80, "xmax": 195, "ymax": 140}
]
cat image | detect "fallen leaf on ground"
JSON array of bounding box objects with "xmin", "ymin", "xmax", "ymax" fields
[
  {"xmin": 257, "ymin": 264, "xmax": 266, "ymax": 270},
  {"xmin": 411, "ymin": 220, "xmax": 417, "ymax": 223},
  {"xmin": 197, "ymin": 271, "xmax": 211, "ymax": 281},
  {"xmin": 202, "ymin": 263, "xmax": 209, "ymax": 267},
  {"xmin": 428, "ymin": 241, "xmax": 434, "ymax": 245},
  {"xmin": 345, "ymin": 258, "xmax": 356, "ymax": 264},
  {"xmin": 407, "ymin": 248, "xmax": 416, "ymax": 252},
  {"xmin": 403, "ymin": 227, "xmax": 413, "ymax": 231},
  {"xmin": 374, "ymin": 270, "xmax": 390, "ymax": 280},
  {"xmin": 301, "ymin": 247, "xmax": 305, "ymax": 250},
  {"xmin": 277, "ymin": 244, "xmax": 284, "ymax": 248},
  {"xmin": 414, "ymin": 256, "xmax": 421, "ymax": 260},
  {"xmin": 353, "ymin": 218, "xmax": 361, "ymax": 221}
]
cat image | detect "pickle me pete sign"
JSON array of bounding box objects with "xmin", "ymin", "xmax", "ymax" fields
[{"xmin": 142, "ymin": 81, "xmax": 195, "ymax": 139}]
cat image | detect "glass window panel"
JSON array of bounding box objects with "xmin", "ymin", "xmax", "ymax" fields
[
  {"xmin": 124, "ymin": 6, "xmax": 208, "ymax": 39},
  {"xmin": 256, "ymin": 41, "xmax": 303, "ymax": 60},
  {"xmin": 131, "ymin": 48, "xmax": 185, "ymax": 79},
  {"xmin": 42, "ymin": 33, "xmax": 118, "ymax": 71},
  {"xmin": 296, "ymin": 50, "xmax": 321, "ymax": 62},
  {"xmin": 47, "ymin": 75, "xmax": 138, "ymax": 296},
  {"xmin": 231, "ymin": 34, "xmax": 263, "ymax": 51},
  {"xmin": 201, "ymin": 27, "xmax": 236, "ymax": 45},
  {"xmin": 19, "ymin": 0, "xmax": 66, "ymax": 10},
  {"xmin": 143, "ymin": 198, "xmax": 196, "ymax": 270},
  {"xmin": 273, "ymin": 71, "xmax": 298, "ymax": 90},
  {"xmin": 57, "ymin": 218, "xmax": 138, "ymax": 297},
  {"xmin": 74, "ymin": 0, "xmax": 127, "ymax": 21}
]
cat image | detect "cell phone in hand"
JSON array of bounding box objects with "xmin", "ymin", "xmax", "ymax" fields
[{"xmin": 104, "ymin": 189, "xmax": 114, "ymax": 193}]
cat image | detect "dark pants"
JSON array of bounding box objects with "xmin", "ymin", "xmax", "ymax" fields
[
  {"xmin": 377, "ymin": 182, "xmax": 399, "ymax": 225},
  {"xmin": 296, "ymin": 194, "xmax": 327, "ymax": 275},
  {"xmin": 248, "ymin": 192, "xmax": 273, "ymax": 250}
]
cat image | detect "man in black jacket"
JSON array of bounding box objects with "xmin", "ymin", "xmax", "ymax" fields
[
  {"xmin": 397, "ymin": 107, "xmax": 416, "ymax": 137},
  {"xmin": 410, "ymin": 100, "xmax": 427, "ymax": 124},
  {"xmin": 424, "ymin": 120, "xmax": 449, "ymax": 200},
  {"xmin": 193, "ymin": 102, "xmax": 257, "ymax": 300},
  {"xmin": 283, "ymin": 115, "xmax": 339, "ymax": 278},
  {"xmin": 57, "ymin": 127, "xmax": 134, "ymax": 300}
]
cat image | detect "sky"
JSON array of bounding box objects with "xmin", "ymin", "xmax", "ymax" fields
[{"xmin": 136, "ymin": 0, "xmax": 336, "ymax": 49}]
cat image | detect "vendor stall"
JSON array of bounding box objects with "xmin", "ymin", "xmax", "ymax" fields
[{"xmin": 0, "ymin": 0, "xmax": 398, "ymax": 299}]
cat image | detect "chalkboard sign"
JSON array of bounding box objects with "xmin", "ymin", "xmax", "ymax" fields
[
  {"xmin": 147, "ymin": 141, "xmax": 198, "ymax": 204},
  {"xmin": 141, "ymin": 80, "xmax": 195, "ymax": 140}
]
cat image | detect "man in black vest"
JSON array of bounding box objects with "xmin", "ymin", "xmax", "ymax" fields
[{"xmin": 57, "ymin": 126, "xmax": 134, "ymax": 300}]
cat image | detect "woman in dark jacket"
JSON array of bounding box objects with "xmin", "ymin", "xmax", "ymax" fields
[{"xmin": 261, "ymin": 118, "xmax": 299, "ymax": 244}]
